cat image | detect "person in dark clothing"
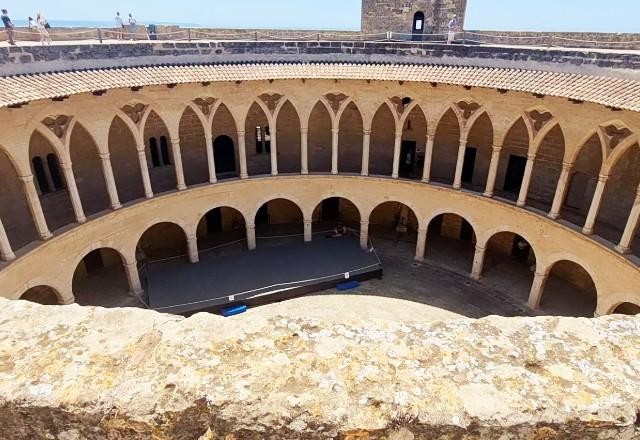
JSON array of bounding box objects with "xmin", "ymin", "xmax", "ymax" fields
[{"xmin": 1, "ymin": 9, "xmax": 15, "ymax": 45}]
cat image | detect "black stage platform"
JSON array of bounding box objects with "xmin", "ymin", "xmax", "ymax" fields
[{"xmin": 147, "ymin": 235, "xmax": 382, "ymax": 314}]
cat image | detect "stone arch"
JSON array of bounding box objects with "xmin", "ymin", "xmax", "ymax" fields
[
  {"xmin": 528, "ymin": 124, "xmax": 565, "ymax": 208},
  {"xmin": 611, "ymin": 302, "xmax": 640, "ymax": 315},
  {"xmin": 464, "ymin": 111, "xmax": 494, "ymax": 190},
  {"xmin": 143, "ymin": 110, "xmax": 177, "ymax": 194},
  {"xmin": 276, "ymin": 100, "xmax": 301, "ymax": 174},
  {"xmin": 369, "ymin": 103, "xmax": 397, "ymax": 176},
  {"xmin": 211, "ymin": 103, "xmax": 239, "ymax": 179},
  {"xmin": 338, "ymin": 101, "xmax": 364, "ymax": 174},
  {"xmin": 253, "ymin": 197, "xmax": 305, "ymax": 243},
  {"xmin": 72, "ymin": 247, "xmax": 134, "ymax": 308},
  {"xmin": 29, "ymin": 129, "xmax": 76, "ymax": 232},
  {"xmin": 69, "ymin": 122, "xmax": 111, "ymax": 216},
  {"xmin": 108, "ymin": 114, "xmax": 146, "ymax": 203},
  {"xmin": 178, "ymin": 105, "xmax": 209, "ymax": 186},
  {"xmin": 431, "ymin": 107, "xmax": 461, "ymax": 185},
  {"xmin": 424, "ymin": 211, "xmax": 477, "ymax": 273},
  {"xmin": 20, "ymin": 285, "xmax": 64, "ymax": 305},
  {"xmin": 539, "ymin": 258, "xmax": 597, "ymax": 317},
  {"xmin": 308, "ymin": 99, "xmax": 333, "ymax": 173},
  {"xmin": 368, "ymin": 201, "xmax": 419, "ymax": 250},
  {"xmin": 196, "ymin": 205, "xmax": 247, "ymax": 251},
  {"xmin": 245, "ymin": 100, "xmax": 272, "ymax": 176},
  {"xmin": 136, "ymin": 221, "xmax": 190, "ymax": 262},
  {"xmin": 398, "ymin": 103, "xmax": 428, "ymax": 180},
  {"xmin": 495, "ymin": 117, "xmax": 530, "ymax": 201},
  {"xmin": 563, "ymin": 131, "xmax": 603, "ymax": 223},
  {"xmin": 312, "ymin": 196, "xmax": 362, "ymax": 233}
]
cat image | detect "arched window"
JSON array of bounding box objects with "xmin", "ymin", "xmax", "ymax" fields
[
  {"xmin": 46, "ymin": 153, "xmax": 64, "ymax": 190},
  {"xmin": 160, "ymin": 136, "xmax": 171, "ymax": 166},
  {"xmin": 413, "ymin": 12, "xmax": 425, "ymax": 32},
  {"xmin": 149, "ymin": 137, "xmax": 160, "ymax": 167},
  {"xmin": 255, "ymin": 126, "xmax": 271, "ymax": 154},
  {"xmin": 32, "ymin": 156, "xmax": 50, "ymax": 194}
]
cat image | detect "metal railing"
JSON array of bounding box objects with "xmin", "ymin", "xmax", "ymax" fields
[{"xmin": 5, "ymin": 27, "xmax": 640, "ymax": 50}]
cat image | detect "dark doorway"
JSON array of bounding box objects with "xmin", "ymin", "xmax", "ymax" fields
[
  {"xmin": 460, "ymin": 220, "xmax": 474, "ymax": 242},
  {"xmin": 206, "ymin": 207, "xmax": 223, "ymax": 233},
  {"xmin": 427, "ymin": 214, "xmax": 443, "ymax": 236},
  {"xmin": 461, "ymin": 147, "xmax": 477, "ymax": 184},
  {"xmin": 399, "ymin": 140, "xmax": 417, "ymax": 178},
  {"xmin": 511, "ymin": 235, "xmax": 531, "ymax": 263},
  {"xmin": 213, "ymin": 135, "xmax": 236, "ymax": 175},
  {"xmin": 504, "ymin": 155, "xmax": 527, "ymax": 193},
  {"xmin": 321, "ymin": 198, "xmax": 340, "ymax": 222},
  {"xmin": 412, "ymin": 11, "xmax": 425, "ymax": 41},
  {"xmin": 255, "ymin": 204, "xmax": 269, "ymax": 225},
  {"xmin": 84, "ymin": 249, "xmax": 104, "ymax": 272}
]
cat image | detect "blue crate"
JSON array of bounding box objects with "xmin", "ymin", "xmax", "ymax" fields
[{"xmin": 221, "ymin": 304, "xmax": 247, "ymax": 317}]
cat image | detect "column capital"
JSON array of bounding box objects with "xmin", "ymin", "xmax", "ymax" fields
[
  {"xmin": 417, "ymin": 227, "xmax": 428, "ymax": 233},
  {"xmin": 247, "ymin": 223, "xmax": 256, "ymax": 230},
  {"xmin": 491, "ymin": 144, "xmax": 502, "ymax": 153},
  {"xmin": 136, "ymin": 143, "xmax": 146, "ymax": 152},
  {"xmin": 303, "ymin": 219, "xmax": 312, "ymax": 225},
  {"xmin": 360, "ymin": 220, "xmax": 370, "ymax": 227},
  {"xmin": 331, "ymin": 127, "xmax": 340, "ymax": 134},
  {"xmin": 170, "ymin": 137, "xmax": 180, "ymax": 145},
  {"xmin": 527, "ymin": 153, "xmax": 536, "ymax": 161},
  {"xmin": 99, "ymin": 152, "xmax": 111, "ymax": 160},
  {"xmin": 363, "ymin": 128, "xmax": 372, "ymax": 136},
  {"xmin": 426, "ymin": 128, "xmax": 437, "ymax": 138},
  {"xmin": 236, "ymin": 130, "xmax": 246, "ymax": 136},
  {"xmin": 18, "ymin": 174, "xmax": 34, "ymax": 183},
  {"xmin": 475, "ymin": 245, "xmax": 486, "ymax": 252},
  {"xmin": 459, "ymin": 138, "xmax": 468, "ymax": 147},
  {"xmin": 598, "ymin": 174, "xmax": 610, "ymax": 183},
  {"xmin": 300, "ymin": 126, "xmax": 309, "ymax": 134},
  {"xmin": 561, "ymin": 161, "xmax": 573, "ymax": 171},
  {"xmin": 395, "ymin": 132, "xmax": 403, "ymax": 139},
  {"xmin": 59, "ymin": 160, "xmax": 72, "ymax": 170}
]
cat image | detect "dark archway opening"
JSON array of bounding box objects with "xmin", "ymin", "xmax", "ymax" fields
[
  {"xmin": 613, "ymin": 302, "xmax": 640, "ymax": 315},
  {"xmin": 540, "ymin": 260, "xmax": 597, "ymax": 317},
  {"xmin": 255, "ymin": 199, "xmax": 304, "ymax": 247},
  {"xmin": 213, "ymin": 135, "xmax": 237, "ymax": 178},
  {"xmin": 425, "ymin": 213, "xmax": 476, "ymax": 273},
  {"xmin": 196, "ymin": 206, "xmax": 246, "ymax": 255},
  {"xmin": 137, "ymin": 222, "xmax": 188, "ymax": 262},
  {"xmin": 20, "ymin": 285, "xmax": 60, "ymax": 305},
  {"xmin": 312, "ymin": 197, "xmax": 361, "ymax": 235},
  {"xmin": 412, "ymin": 11, "xmax": 425, "ymax": 41}
]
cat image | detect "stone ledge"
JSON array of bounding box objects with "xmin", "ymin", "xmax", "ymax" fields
[{"xmin": 0, "ymin": 297, "xmax": 639, "ymax": 439}]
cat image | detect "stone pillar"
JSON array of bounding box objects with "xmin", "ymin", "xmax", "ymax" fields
[
  {"xmin": 19, "ymin": 175, "xmax": 52, "ymax": 240},
  {"xmin": 331, "ymin": 127, "xmax": 340, "ymax": 175},
  {"xmin": 300, "ymin": 126, "xmax": 309, "ymax": 175},
  {"xmin": 136, "ymin": 144, "xmax": 154, "ymax": 198},
  {"xmin": 582, "ymin": 174, "xmax": 609, "ymax": 235},
  {"xmin": 527, "ymin": 270, "xmax": 549, "ymax": 310},
  {"xmin": 187, "ymin": 232, "xmax": 199, "ymax": 263},
  {"xmin": 615, "ymin": 184, "xmax": 640, "ymax": 253},
  {"xmin": 483, "ymin": 145, "xmax": 502, "ymax": 197},
  {"xmin": 60, "ymin": 161, "xmax": 86, "ymax": 224},
  {"xmin": 124, "ymin": 261, "xmax": 144, "ymax": 296},
  {"xmin": 304, "ymin": 219, "xmax": 312, "ymax": 242},
  {"xmin": 205, "ymin": 135, "xmax": 217, "ymax": 184},
  {"xmin": 361, "ymin": 129, "xmax": 371, "ymax": 176},
  {"xmin": 237, "ymin": 130, "xmax": 248, "ymax": 179},
  {"xmin": 452, "ymin": 139, "xmax": 468, "ymax": 190},
  {"xmin": 391, "ymin": 132, "xmax": 402, "ymax": 179},
  {"xmin": 548, "ymin": 162, "xmax": 573, "ymax": 220},
  {"xmin": 99, "ymin": 153, "xmax": 121, "ymax": 210},
  {"xmin": 360, "ymin": 221, "xmax": 369, "ymax": 250},
  {"xmin": 0, "ymin": 217, "xmax": 15, "ymax": 261},
  {"xmin": 415, "ymin": 227, "xmax": 427, "ymax": 261},
  {"xmin": 471, "ymin": 245, "xmax": 486, "ymax": 280},
  {"xmin": 516, "ymin": 153, "xmax": 536, "ymax": 207},
  {"xmin": 170, "ymin": 138, "xmax": 187, "ymax": 191},
  {"xmin": 422, "ymin": 133, "xmax": 435, "ymax": 183},
  {"xmin": 247, "ymin": 223, "xmax": 257, "ymax": 250},
  {"xmin": 270, "ymin": 129, "xmax": 278, "ymax": 176}
]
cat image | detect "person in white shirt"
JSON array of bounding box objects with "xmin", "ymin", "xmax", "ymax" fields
[
  {"xmin": 36, "ymin": 12, "xmax": 50, "ymax": 45},
  {"xmin": 447, "ymin": 14, "xmax": 458, "ymax": 44},
  {"xmin": 114, "ymin": 12, "xmax": 124, "ymax": 40},
  {"xmin": 128, "ymin": 13, "xmax": 137, "ymax": 40}
]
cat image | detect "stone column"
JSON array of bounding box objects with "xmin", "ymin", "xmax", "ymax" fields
[
  {"xmin": 136, "ymin": 143, "xmax": 154, "ymax": 198},
  {"xmin": 422, "ymin": 133, "xmax": 435, "ymax": 183},
  {"xmin": 615, "ymin": 184, "xmax": 640, "ymax": 253},
  {"xmin": 300, "ymin": 126, "xmax": 309, "ymax": 175},
  {"xmin": 19, "ymin": 175, "xmax": 52, "ymax": 240},
  {"xmin": 99, "ymin": 153, "xmax": 121, "ymax": 210},
  {"xmin": 237, "ymin": 130, "xmax": 248, "ymax": 179},
  {"xmin": 247, "ymin": 223, "xmax": 257, "ymax": 250},
  {"xmin": 205, "ymin": 135, "xmax": 217, "ymax": 184},
  {"xmin": 187, "ymin": 232, "xmax": 199, "ymax": 263},
  {"xmin": 361, "ymin": 129, "xmax": 371, "ymax": 176},
  {"xmin": 124, "ymin": 261, "xmax": 144, "ymax": 296},
  {"xmin": 483, "ymin": 145, "xmax": 502, "ymax": 197},
  {"xmin": 270, "ymin": 129, "xmax": 278, "ymax": 176},
  {"xmin": 0, "ymin": 217, "xmax": 15, "ymax": 261},
  {"xmin": 582, "ymin": 174, "xmax": 609, "ymax": 235},
  {"xmin": 452, "ymin": 139, "xmax": 468, "ymax": 190},
  {"xmin": 516, "ymin": 153, "xmax": 536, "ymax": 207},
  {"xmin": 548, "ymin": 162, "xmax": 573, "ymax": 219},
  {"xmin": 527, "ymin": 270, "xmax": 549, "ymax": 310},
  {"xmin": 415, "ymin": 227, "xmax": 427, "ymax": 261},
  {"xmin": 359, "ymin": 220, "xmax": 369, "ymax": 250},
  {"xmin": 304, "ymin": 219, "xmax": 312, "ymax": 242},
  {"xmin": 60, "ymin": 161, "xmax": 86, "ymax": 224},
  {"xmin": 331, "ymin": 127, "xmax": 339, "ymax": 175},
  {"xmin": 391, "ymin": 132, "xmax": 402, "ymax": 179},
  {"xmin": 471, "ymin": 245, "xmax": 486, "ymax": 280},
  {"xmin": 170, "ymin": 138, "xmax": 187, "ymax": 191}
]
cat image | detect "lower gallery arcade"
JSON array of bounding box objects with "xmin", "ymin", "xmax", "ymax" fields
[{"xmin": 1, "ymin": 78, "xmax": 640, "ymax": 318}]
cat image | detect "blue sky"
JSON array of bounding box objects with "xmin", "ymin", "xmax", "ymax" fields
[{"xmin": 4, "ymin": 0, "xmax": 638, "ymax": 32}]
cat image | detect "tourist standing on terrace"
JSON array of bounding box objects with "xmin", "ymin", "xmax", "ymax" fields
[
  {"xmin": 1, "ymin": 9, "xmax": 15, "ymax": 46},
  {"xmin": 447, "ymin": 14, "xmax": 458, "ymax": 44},
  {"xmin": 114, "ymin": 12, "xmax": 124, "ymax": 40},
  {"xmin": 36, "ymin": 12, "xmax": 51, "ymax": 45},
  {"xmin": 128, "ymin": 13, "xmax": 137, "ymax": 39}
]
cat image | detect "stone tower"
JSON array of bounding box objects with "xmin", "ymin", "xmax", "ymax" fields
[{"xmin": 361, "ymin": 0, "xmax": 467, "ymax": 36}]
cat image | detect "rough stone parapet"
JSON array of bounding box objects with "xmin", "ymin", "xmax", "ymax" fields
[
  {"xmin": 1, "ymin": 41, "xmax": 639, "ymax": 80},
  {"xmin": 1, "ymin": 297, "xmax": 639, "ymax": 439}
]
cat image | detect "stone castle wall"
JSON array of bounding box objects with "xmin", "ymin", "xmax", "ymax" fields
[{"xmin": 361, "ymin": 0, "xmax": 467, "ymax": 35}]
